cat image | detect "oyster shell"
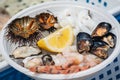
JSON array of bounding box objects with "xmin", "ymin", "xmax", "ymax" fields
[
  {"xmin": 11, "ymin": 46, "xmax": 41, "ymax": 59},
  {"xmin": 23, "ymin": 56, "xmax": 42, "ymax": 69}
]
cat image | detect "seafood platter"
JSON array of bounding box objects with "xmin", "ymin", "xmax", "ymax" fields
[{"xmin": 1, "ymin": 1, "xmax": 120, "ymax": 80}]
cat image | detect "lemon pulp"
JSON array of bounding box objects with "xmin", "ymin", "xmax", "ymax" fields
[{"xmin": 37, "ymin": 25, "xmax": 74, "ymax": 52}]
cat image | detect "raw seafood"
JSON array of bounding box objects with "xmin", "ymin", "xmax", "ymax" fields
[
  {"xmin": 36, "ymin": 13, "xmax": 57, "ymax": 32},
  {"xmin": 76, "ymin": 22, "xmax": 116, "ymax": 59},
  {"xmin": 77, "ymin": 32, "xmax": 93, "ymax": 53},
  {"xmin": 5, "ymin": 9, "xmax": 116, "ymax": 74},
  {"xmin": 90, "ymin": 40, "xmax": 109, "ymax": 59},
  {"xmin": 42, "ymin": 54, "xmax": 55, "ymax": 65},
  {"xmin": 22, "ymin": 46, "xmax": 103, "ymax": 74},
  {"xmin": 92, "ymin": 22, "xmax": 112, "ymax": 37},
  {"xmin": 6, "ymin": 16, "xmax": 42, "ymax": 45},
  {"xmin": 11, "ymin": 46, "xmax": 41, "ymax": 59},
  {"xmin": 102, "ymin": 32, "xmax": 116, "ymax": 48}
]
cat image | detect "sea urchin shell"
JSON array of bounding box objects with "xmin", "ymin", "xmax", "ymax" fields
[
  {"xmin": 36, "ymin": 13, "xmax": 57, "ymax": 32},
  {"xmin": 6, "ymin": 16, "xmax": 42, "ymax": 45}
]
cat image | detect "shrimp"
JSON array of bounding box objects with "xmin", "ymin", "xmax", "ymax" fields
[
  {"xmin": 84, "ymin": 54, "xmax": 103, "ymax": 67},
  {"xmin": 23, "ymin": 46, "xmax": 102, "ymax": 74},
  {"xmin": 37, "ymin": 65, "xmax": 81, "ymax": 74}
]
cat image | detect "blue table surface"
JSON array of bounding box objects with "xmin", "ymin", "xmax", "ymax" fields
[{"xmin": 0, "ymin": 14, "xmax": 120, "ymax": 80}]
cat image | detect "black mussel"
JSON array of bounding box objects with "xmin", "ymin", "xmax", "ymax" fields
[
  {"xmin": 102, "ymin": 32, "xmax": 116, "ymax": 48},
  {"xmin": 92, "ymin": 22, "xmax": 112, "ymax": 37},
  {"xmin": 77, "ymin": 32, "xmax": 93, "ymax": 53},
  {"xmin": 42, "ymin": 54, "xmax": 55, "ymax": 66},
  {"xmin": 36, "ymin": 13, "xmax": 57, "ymax": 32},
  {"xmin": 91, "ymin": 40, "xmax": 109, "ymax": 59},
  {"xmin": 92, "ymin": 36, "xmax": 102, "ymax": 41}
]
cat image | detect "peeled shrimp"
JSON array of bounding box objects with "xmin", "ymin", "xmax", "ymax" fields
[
  {"xmin": 23, "ymin": 46, "xmax": 103, "ymax": 74},
  {"xmin": 37, "ymin": 65, "xmax": 81, "ymax": 74}
]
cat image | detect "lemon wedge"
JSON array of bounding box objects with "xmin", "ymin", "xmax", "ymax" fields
[{"xmin": 37, "ymin": 25, "xmax": 74, "ymax": 52}]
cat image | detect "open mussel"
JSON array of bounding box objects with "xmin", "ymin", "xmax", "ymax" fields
[
  {"xmin": 77, "ymin": 32, "xmax": 93, "ymax": 53},
  {"xmin": 92, "ymin": 22, "xmax": 112, "ymax": 37},
  {"xmin": 6, "ymin": 16, "xmax": 42, "ymax": 45},
  {"xmin": 76, "ymin": 22, "xmax": 116, "ymax": 59},
  {"xmin": 92, "ymin": 32, "xmax": 116, "ymax": 48},
  {"xmin": 90, "ymin": 40, "xmax": 109, "ymax": 59},
  {"xmin": 36, "ymin": 13, "xmax": 58, "ymax": 32},
  {"xmin": 41, "ymin": 54, "xmax": 55, "ymax": 66},
  {"xmin": 102, "ymin": 33, "xmax": 116, "ymax": 48}
]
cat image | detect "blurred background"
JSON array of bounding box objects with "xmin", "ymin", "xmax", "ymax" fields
[{"xmin": 0, "ymin": 0, "xmax": 120, "ymax": 30}]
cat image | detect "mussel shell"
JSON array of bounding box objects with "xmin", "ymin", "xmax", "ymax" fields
[
  {"xmin": 77, "ymin": 32, "xmax": 92, "ymax": 41},
  {"xmin": 91, "ymin": 49, "xmax": 108, "ymax": 59},
  {"xmin": 91, "ymin": 40, "xmax": 109, "ymax": 49},
  {"xmin": 77, "ymin": 32, "xmax": 93, "ymax": 53},
  {"xmin": 102, "ymin": 32, "xmax": 116, "ymax": 48},
  {"xmin": 91, "ymin": 40, "xmax": 109, "ymax": 59},
  {"xmin": 92, "ymin": 22, "xmax": 112, "ymax": 37},
  {"xmin": 41, "ymin": 54, "xmax": 55, "ymax": 66},
  {"xmin": 92, "ymin": 36, "xmax": 102, "ymax": 41}
]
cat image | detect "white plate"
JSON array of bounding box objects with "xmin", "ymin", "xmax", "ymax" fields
[
  {"xmin": 0, "ymin": 32, "xmax": 9, "ymax": 72},
  {"xmin": 68, "ymin": 0, "xmax": 120, "ymax": 15}
]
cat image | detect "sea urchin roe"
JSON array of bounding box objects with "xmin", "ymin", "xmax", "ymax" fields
[
  {"xmin": 36, "ymin": 13, "xmax": 57, "ymax": 32},
  {"xmin": 10, "ymin": 16, "xmax": 39, "ymax": 38},
  {"xmin": 6, "ymin": 16, "xmax": 42, "ymax": 45}
]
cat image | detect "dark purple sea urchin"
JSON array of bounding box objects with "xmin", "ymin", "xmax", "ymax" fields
[{"xmin": 5, "ymin": 16, "xmax": 42, "ymax": 46}]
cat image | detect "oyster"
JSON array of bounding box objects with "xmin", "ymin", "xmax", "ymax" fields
[
  {"xmin": 11, "ymin": 46, "xmax": 41, "ymax": 59},
  {"xmin": 23, "ymin": 56, "xmax": 42, "ymax": 70}
]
